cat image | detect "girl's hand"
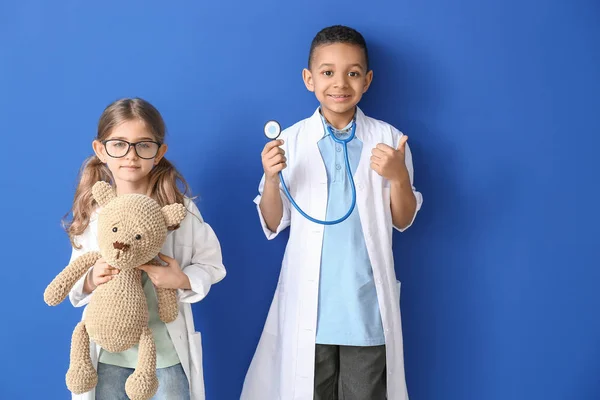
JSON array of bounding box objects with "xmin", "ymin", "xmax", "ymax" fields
[
  {"xmin": 138, "ymin": 253, "xmax": 191, "ymax": 290},
  {"xmin": 84, "ymin": 258, "xmax": 119, "ymax": 293}
]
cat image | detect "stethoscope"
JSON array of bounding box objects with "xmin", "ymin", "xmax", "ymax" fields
[{"xmin": 264, "ymin": 119, "xmax": 357, "ymax": 225}]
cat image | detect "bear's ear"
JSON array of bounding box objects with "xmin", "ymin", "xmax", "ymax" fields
[
  {"xmin": 162, "ymin": 203, "xmax": 187, "ymax": 230},
  {"xmin": 92, "ymin": 181, "xmax": 116, "ymax": 207}
]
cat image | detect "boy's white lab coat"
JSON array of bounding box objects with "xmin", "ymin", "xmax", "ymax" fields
[
  {"xmin": 241, "ymin": 108, "xmax": 423, "ymax": 400},
  {"xmin": 67, "ymin": 199, "xmax": 226, "ymax": 400}
]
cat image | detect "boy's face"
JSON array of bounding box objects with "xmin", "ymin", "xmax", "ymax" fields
[{"xmin": 303, "ymin": 42, "xmax": 373, "ymax": 126}]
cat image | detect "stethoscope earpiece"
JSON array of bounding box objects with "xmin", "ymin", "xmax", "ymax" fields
[{"xmin": 264, "ymin": 120, "xmax": 282, "ymax": 140}]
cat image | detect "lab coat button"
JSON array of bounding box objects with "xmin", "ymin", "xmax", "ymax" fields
[
  {"xmin": 335, "ymin": 164, "xmax": 341, "ymax": 170},
  {"xmin": 336, "ymin": 146, "xmax": 341, "ymax": 152}
]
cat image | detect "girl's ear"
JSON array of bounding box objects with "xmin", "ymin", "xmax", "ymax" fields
[
  {"xmin": 92, "ymin": 181, "xmax": 116, "ymax": 206},
  {"xmin": 154, "ymin": 143, "xmax": 168, "ymax": 166},
  {"xmin": 92, "ymin": 140, "xmax": 106, "ymax": 163}
]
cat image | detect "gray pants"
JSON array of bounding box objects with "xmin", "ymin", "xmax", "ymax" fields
[{"xmin": 314, "ymin": 344, "xmax": 387, "ymax": 400}]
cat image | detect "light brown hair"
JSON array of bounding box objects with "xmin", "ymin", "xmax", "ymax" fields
[{"xmin": 63, "ymin": 98, "xmax": 191, "ymax": 247}]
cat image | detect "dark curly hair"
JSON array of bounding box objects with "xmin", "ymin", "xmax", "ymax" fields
[{"xmin": 308, "ymin": 25, "xmax": 369, "ymax": 70}]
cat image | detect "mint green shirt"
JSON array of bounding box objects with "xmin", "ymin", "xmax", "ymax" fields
[{"xmin": 98, "ymin": 272, "xmax": 180, "ymax": 368}]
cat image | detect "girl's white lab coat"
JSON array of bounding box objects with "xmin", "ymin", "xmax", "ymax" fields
[
  {"xmin": 67, "ymin": 199, "xmax": 226, "ymax": 400},
  {"xmin": 241, "ymin": 108, "xmax": 423, "ymax": 400}
]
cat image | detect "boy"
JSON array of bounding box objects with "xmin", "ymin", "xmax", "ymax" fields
[{"xmin": 242, "ymin": 25, "xmax": 423, "ymax": 400}]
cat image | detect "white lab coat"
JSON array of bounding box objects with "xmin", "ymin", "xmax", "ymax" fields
[
  {"xmin": 241, "ymin": 108, "xmax": 423, "ymax": 400},
  {"xmin": 67, "ymin": 198, "xmax": 226, "ymax": 400}
]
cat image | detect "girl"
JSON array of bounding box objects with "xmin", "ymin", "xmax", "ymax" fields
[{"xmin": 64, "ymin": 97, "xmax": 226, "ymax": 400}]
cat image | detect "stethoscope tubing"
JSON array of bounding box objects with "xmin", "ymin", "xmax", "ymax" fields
[{"xmin": 278, "ymin": 123, "xmax": 357, "ymax": 225}]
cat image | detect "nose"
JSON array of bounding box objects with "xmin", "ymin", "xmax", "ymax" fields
[
  {"xmin": 333, "ymin": 75, "xmax": 348, "ymax": 88},
  {"xmin": 113, "ymin": 241, "xmax": 130, "ymax": 251},
  {"xmin": 125, "ymin": 145, "xmax": 139, "ymax": 160}
]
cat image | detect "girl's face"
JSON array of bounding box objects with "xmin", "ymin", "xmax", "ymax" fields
[{"xmin": 92, "ymin": 119, "xmax": 167, "ymax": 190}]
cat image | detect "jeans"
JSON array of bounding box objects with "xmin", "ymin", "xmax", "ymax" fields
[{"xmin": 96, "ymin": 362, "xmax": 190, "ymax": 400}]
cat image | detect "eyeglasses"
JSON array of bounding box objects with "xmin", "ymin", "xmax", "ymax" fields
[{"xmin": 101, "ymin": 139, "xmax": 162, "ymax": 159}]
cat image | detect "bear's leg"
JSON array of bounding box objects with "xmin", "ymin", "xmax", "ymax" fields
[
  {"xmin": 125, "ymin": 326, "xmax": 158, "ymax": 400},
  {"xmin": 66, "ymin": 321, "xmax": 98, "ymax": 394}
]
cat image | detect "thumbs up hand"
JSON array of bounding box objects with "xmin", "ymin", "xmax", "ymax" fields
[{"xmin": 370, "ymin": 135, "xmax": 409, "ymax": 183}]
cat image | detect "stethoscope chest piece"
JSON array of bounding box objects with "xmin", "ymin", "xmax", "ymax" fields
[{"xmin": 264, "ymin": 120, "xmax": 282, "ymax": 140}]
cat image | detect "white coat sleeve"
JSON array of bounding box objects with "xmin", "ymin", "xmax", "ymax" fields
[
  {"xmin": 253, "ymin": 174, "xmax": 292, "ymax": 240},
  {"xmin": 68, "ymin": 230, "xmax": 95, "ymax": 308},
  {"xmin": 177, "ymin": 201, "xmax": 226, "ymax": 303},
  {"xmin": 393, "ymin": 131, "xmax": 423, "ymax": 232}
]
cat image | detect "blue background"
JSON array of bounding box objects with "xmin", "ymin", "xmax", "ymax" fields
[{"xmin": 1, "ymin": 1, "xmax": 598, "ymax": 399}]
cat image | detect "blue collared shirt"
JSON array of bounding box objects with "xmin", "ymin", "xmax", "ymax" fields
[{"xmin": 315, "ymin": 112, "xmax": 385, "ymax": 346}]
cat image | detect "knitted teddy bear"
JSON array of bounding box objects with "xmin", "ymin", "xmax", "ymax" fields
[{"xmin": 44, "ymin": 181, "xmax": 187, "ymax": 400}]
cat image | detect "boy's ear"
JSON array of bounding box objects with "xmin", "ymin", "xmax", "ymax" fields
[
  {"xmin": 302, "ymin": 68, "xmax": 315, "ymax": 92},
  {"xmin": 363, "ymin": 70, "xmax": 374, "ymax": 93}
]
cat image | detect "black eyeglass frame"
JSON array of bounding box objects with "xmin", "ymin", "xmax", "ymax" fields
[{"xmin": 101, "ymin": 139, "xmax": 162, "ymax": 159}]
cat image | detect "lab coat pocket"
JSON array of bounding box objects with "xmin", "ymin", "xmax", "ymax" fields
[{"xmin": 188, "ymin": 331, "xmax": 205, "ymax": 398}]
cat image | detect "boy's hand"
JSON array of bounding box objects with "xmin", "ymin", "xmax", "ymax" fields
[
  {"xmin": 261, "ymin": 139, "xmax": 286, "ymax": 185},
  {"xmin": 370, "ymin": 136, "xmax": 409, "ymax": 183}
]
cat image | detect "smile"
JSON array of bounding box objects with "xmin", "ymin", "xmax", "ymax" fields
[{"xmin": 328, "ymin": 94, "xmax": 352, "ymax": 103}]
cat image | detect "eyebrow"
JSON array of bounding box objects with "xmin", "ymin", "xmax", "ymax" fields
[
  {"xmin": 109, "ymin": 136, "xmax": 156, "ymax": 142},
  {"xmin": 317, "ymin": 63, "xmax": 366, "ymax": 71}
]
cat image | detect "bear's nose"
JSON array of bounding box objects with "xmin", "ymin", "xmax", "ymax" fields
[{"xmin": 113, "ymin": 241, "xmax": 130, "ymax": 251}]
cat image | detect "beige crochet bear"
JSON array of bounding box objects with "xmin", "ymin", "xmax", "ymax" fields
[{"xmin": 44, "ymin": 181, "xmax": 187, "ymax": 400}]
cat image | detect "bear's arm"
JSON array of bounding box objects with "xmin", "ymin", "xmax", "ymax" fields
[{"xmin": 44, "ymin": 251, "xmax": 102, "ymax": 306}]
